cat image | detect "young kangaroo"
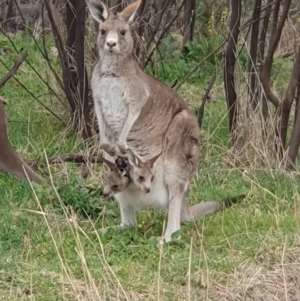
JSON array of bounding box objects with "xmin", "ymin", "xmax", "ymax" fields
[
  {"xmin": 102, "ymin": 151, "xmax": 160, "ymax": 197},
  {"xmin": 127, "ymin": 149, "xmax": 161, "ymax": 193},
  {"xmin": 0, "ymin": 97, "xmax": 42, "ymax": 183},
  {"xmin": 102, "ymin": 156, "xmax": 129, "ymax": 198},
  {"xmin": 87, "ymin": 0, "xmax": 242, "ymax": 242}
]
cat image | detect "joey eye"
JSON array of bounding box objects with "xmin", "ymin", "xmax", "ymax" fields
[
  {"xmin": 120, "ymin": 29, "xmax": 126, "ymax": 36},
  {"xmin": 151, "ymin": 176, "xmax": 154, "ymax": 182},
  {"xmin": 112, "ymin": 185, "xmax": 118, "ymax": 190},
  {"xmin": 138, "ymin": 175, "xmax": 145, "ymax": 181},
  {"xmin": 100, "ymin": 29, "xmax": 106, "ymax": 35}
]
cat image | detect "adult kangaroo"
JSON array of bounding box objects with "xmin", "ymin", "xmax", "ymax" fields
[
  {"xmin": 0, "ymin": 97, "xmax": 42, "ymax": 184},
  {"xmin": 87, "ymin": 0, "xmax": 240, "ymax": 242}
]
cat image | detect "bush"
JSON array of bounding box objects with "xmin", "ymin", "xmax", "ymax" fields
[{"xmin": 149, "ymin": 35, "xmax": 224, "ymax": 85}]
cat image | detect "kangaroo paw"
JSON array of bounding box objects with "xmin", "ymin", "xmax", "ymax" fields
[
  {"xmin": 116, "ymin": 142, "xmax": 128, "ymax": 155},
  {"xmin": 100, "ymin": 143, "xmax": 116, "ymax": 156}
]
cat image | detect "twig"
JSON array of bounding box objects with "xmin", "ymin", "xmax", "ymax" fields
[
  {"xmin": 0, "ymin": 51, "xmax": 27, "ymax": 88},
  {"xmin": 198, "ymin": 58, "xmax": 224, "ymax": 128},
  {"xmin": 0, "ymin": 27, "xmax": 65, "ymax": 106},
  {"xmin": 142, "ymin": 0, "xmax": 185, "ymax": 69},
  {"xmin": 175, "ymin": 40, "xmax": 226, "ymax": 90},
  {"xmin": 30, "ymin": 152, "xmax": 104, "ymax": 166},
  {"xmin": 0, "ymin": 57, "xmax": 63, "ymax": 122}
]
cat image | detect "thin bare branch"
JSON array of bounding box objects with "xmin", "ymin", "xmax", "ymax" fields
[
  {"xmin": 176, "ymin": 40, "xmax": 226, "ymax": 91},
  {"xmin": 198, "ymin": 58, "xmax": 224, "ymax": 128},
  {"xmin": 0, "ymin": 51, "xmax": 27, "ymax": 88},
  {"xmin": 32, "ymin": 153, "xmax": 104, "ymax": 165}
]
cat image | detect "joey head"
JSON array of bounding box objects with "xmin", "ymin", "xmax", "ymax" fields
[
  {"xmin": 127, "ymin": 149, "xmax": 161, "ymax": 193},
  {"xmin": 102, "ymin": 157, "xmax": 129, "ymax": 198}
]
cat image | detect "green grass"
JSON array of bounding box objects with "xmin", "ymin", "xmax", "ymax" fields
[{"xmin": 0, "ymin": 33, "xmax": 300, "ymax": 300}]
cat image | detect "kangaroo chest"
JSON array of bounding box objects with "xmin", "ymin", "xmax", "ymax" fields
[{"xmin": 93, "ymin": 75, "xmax": 129, "ymax": 137}]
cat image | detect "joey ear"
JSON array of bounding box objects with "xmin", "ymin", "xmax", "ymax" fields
[
  {"xmin": 86, "ymin": 0, "xmax": 110, "ymax": 23},
  {"xmin": 127, "ymin": 148, "xmax": 141, "ymax": 167},
  {"xmin": 148, "ymin": 151, "xmax": 162, "ymax": 168},
  {"xmin": 118, "ymin": 167, "xmax": 127, "ymax": 177},
  {"xmin": 102, "ymin": 157, "xmax": 116, "ymax": 171},
  {"xmin": 127, "ymin": 148, "xmax": 136, "ymax": 166},
  {"xmin": 119, "ymin": 0, "xmax": 141, "ymax": 22}
]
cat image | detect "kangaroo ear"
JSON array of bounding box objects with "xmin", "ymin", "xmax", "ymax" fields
[
  {"xmin": 149, "ymin": 152, "xmax": 162, "ymax": 168},
  {"xmin": 119, "ymin": 0, "xmax": 141, "ymax": 23},
  {"xmin": 102, "ymin": 157, "xmax": 116, "ymax": 171},
  {"xmin": 86, "ymin": 0, "xmax": 110, "ymax": 23}
]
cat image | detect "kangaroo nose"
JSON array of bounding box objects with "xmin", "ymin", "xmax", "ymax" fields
[
  {"xmin": 106, "ymin": 41, "xmax": 116, "ymax": 48},
  {"xmin": 145, "ymin": 188, "xmax": 150, "ymax": 193}
]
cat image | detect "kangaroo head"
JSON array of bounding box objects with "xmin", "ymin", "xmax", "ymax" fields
[
  {"xmin": 86, "ymin": 0, "xmax": 141, "ymax": 56},
  {"xmin": 127, "ymin": 149, "xmax": 161, "ymax": 194},
  {"xmin": 102, "ymin": 156, "xmax": 129, "ymax": 198}
]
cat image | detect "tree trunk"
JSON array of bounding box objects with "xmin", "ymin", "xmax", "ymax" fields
[
  {"xmin": 260, "ymin": 0, "xmax": 291, "ymax": 109},
  {"xmin": 65, "ymin": 0, "xmax": 92, "ymax": 141},
  {"xmin": 279, "ymin": 45, "xmax": 300, "ymax": 149},
  {"xmin": 75, "ymin": 0, "xmax": 92, "ymax": 140},
  {"xmin": 3, "ymin": 0, "xmax": 16, "ymax": 32},
  {"xmin": 258, "ymin": 0, "xmax": 272, "ymax": 120},
  {"xmin": 65, "ymin": 0, "xmax": 77, "ymax": 113},
  {"xmin": 224, "ymin": 0, "xmax": 241, "ymax": 143},
  {"xmin": 135, "ymin": 0, "xmax": 150, "ymax": 64},
  {"xmin": 248, "ymin": 0, "xmax": 261, "ymax": 110},
  {"xmin": 181, "ymin": 0, "xmax": 196, "ymax": 54},
  {"xmin": 285, "ymin": 84, "xmax": 300, "ymax": 170}
]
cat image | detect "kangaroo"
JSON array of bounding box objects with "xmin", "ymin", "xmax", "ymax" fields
[
  {"xmin": 0, "ymin": 97, "xmax": 42, "ymax": 183},
  {"xmin": 87, "ymin": 0, "xmax": 241, "ymax": 242}
]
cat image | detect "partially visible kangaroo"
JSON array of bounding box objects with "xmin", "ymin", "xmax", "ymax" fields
[
  {"xmin": 87, "ymin": 0, "xmax": 242, "ymax": 242},
  {"xmin": 0, "ymin": 97, "xmax": 42, "ymax": 183},
  {"xmin": 102, "ymin": 156, "xmax": 129, "ymax": 198}
]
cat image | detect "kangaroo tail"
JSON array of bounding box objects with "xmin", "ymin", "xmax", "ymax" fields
[
  {"xmin": 222, "ymin": 194, "xmax": 246, "ymax": 207},
  {"xmin": 181, "ymin": 194, "xmax": 245, "ymax": 222}
]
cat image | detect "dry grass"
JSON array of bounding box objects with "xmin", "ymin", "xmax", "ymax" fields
[{"xmin": 211, "ymin": 242, "xmax": 300, "ymax": 301}]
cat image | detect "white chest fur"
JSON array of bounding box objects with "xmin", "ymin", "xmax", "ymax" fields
[{"xmin": 92, "ymin": 75, "xmax": 129, "ymax": 137}]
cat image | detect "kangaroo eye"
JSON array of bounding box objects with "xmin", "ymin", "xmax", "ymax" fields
[
  {"xmin": 138, "ymin": 176, "xmax": 145, "ymax": 181},
  {"xmin": 151, "ymin": 176, "xmax": 154, "ymax": 182},
  {"xmin": 120, "ymin": 29, "xmax": 126, "ymax": 36},
  {"xmin": 112, "ymin": 185, "xmax": 118, "ymax": 190},
  {"xmin": 100, "ymin": 29, "xmax": 106, "ymax": 35}
]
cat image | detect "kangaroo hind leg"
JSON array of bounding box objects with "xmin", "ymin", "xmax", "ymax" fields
[{"xmin": 163, "ymin": 183, "xmax": 186, "ymax": 243}]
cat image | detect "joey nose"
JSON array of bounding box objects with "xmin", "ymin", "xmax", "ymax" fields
[
  {"xmin": 145, "ymin": 188, "xmax": 150, "ymax": 193},
  {"xmin": 106, "ymin": 41, "xmax": 116, "ymax": 48}
]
